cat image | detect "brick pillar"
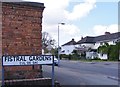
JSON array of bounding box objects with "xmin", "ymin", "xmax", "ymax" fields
[{"xmin": 2, "ymin": 2, "xmax": 45, "ymax": 80}]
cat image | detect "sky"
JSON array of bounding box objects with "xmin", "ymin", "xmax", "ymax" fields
[{"xmin": 3, "ymin": 0, "xmax": 119, "ymax": 46}]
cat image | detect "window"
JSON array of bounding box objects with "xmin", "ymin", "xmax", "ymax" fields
[
  {"xmin": 100, "ymin": 53, "xmax": 103, "ymax": 57},
  {"xmin": 61, "ymin": 50, "xmax": 65, "ymax": 53},
  {"xmin": 100, "ymin": 42, "xmax": 103, "ymax": 45}
]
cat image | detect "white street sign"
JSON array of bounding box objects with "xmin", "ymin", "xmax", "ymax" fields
[{"xmin": 2, "ymin": 55, "xmax": 53, "ymax": 66}]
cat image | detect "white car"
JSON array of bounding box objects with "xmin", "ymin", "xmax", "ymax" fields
[
  {"xmin": 45, "ymin": 53, "xmax": 58, "ymax": 66},
  {"xmin": 54, "ymin": 56, "xmax": 58, "ymax": 66}
]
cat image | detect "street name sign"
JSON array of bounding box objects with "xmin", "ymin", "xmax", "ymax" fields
[
  {"xmin": 2, "ymin": 55, "xmax": 55, "ymax": 87},
  {"xmin": 2, "ymin": 55, "xmax": 53, "ymax": 66}
]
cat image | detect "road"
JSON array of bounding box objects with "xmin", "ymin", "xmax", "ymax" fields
[{"xmin": 43, "ymin": 60, "xmax": 119, "ymax": 86}]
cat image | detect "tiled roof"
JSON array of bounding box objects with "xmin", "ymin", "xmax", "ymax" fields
[
  {"xmin": 77, "ymin": 36, "xmax": 95, "ymax": 44},
  {"xmin": 77, "ymin": 32, "xmax": 120, "ymax": 44},
  {"xmin": 94, "ymin": 32, "xmax": 120, "ymax": 42},
  {"xmin": 62, "ymin": 39, "xmax": 76, "ymax": 46}
]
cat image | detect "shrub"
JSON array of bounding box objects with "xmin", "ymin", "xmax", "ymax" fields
[
  {"xmin": 60, "ymin": 54, "xmax": 69, "ymax": 60},
  {"xmin": 92, "ymin": 57, "xmax": 101, "ymax": 60}
]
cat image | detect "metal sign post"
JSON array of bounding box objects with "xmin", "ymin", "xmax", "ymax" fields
[
  {"xmin": 52, "ymin": 55, "xmax": 54, "ymax": 87},
  {"xmin": 2, "ymin": 60, "xmax": 4, "ymax": 87},
  {"xmin": 46, "ymin": 44, "xmax": 55, "ymax": 86}
]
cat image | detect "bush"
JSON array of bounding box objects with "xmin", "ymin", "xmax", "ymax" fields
[
  {"xmin": 60, "ymin": 54, "xmax": 80, "ymax": 60},
  {"xmin": 92, "ymin": 57, "xmax": 101, "ymax": 60},
  {"xmin": 71, "ymin": 54, "xmax": 80, "ymax": 60},
  {"xmin": 60, "ymin": 54, "xmax": 70, "ymax": 60},
  {"xmin": 109, "ymin": 45, "xmax": 119, "ymax": 61},
  {"xmin": 97, "ymin": 42, "xmax": 120, "ymax": 61}
]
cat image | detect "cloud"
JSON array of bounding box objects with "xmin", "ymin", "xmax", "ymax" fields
[
  {"xmin": 24, "ymin": 0, "xmax": 96, "ymax": 23},
  {"xmin": 42, "ymin": 0, "xmax": 70, "ymax": 25},
  {"xmin": 24, "ymin": 0, "xmax": 69, "ymax": 25},
  {"xmin": 93, "ymin": 24, "xmax": 118, "ymax": 36},
  {"xmin": 21, "ymin": 0, "xmax": 84, "ymax": 46},
  {"xmin": 65, "ymin": 0, "xmax": 96, "ymax": 20},
  {"xmin": 40, "ymin": 0, "xmax": 97, "ymax": 45},
  {"xmin": 60, "ymin": 24, "xmax": 80, "ymax": 35},
  {"xmin": 60, "ymin": 24, "xmax": 81, "ymax": 44},
  {"xmin": 23, "ymin": 0, "xmax": 98, "ymax": 45},
  {"xmin": 42, "ymin": 24, "xmax": 81, "ymax": 45},
  {"xmin": 69, "ymin": 0, "xmax": 119, "ymax": 2}
]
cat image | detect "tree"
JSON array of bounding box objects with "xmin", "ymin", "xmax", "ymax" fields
[
  {"xmin": 98, "ymin": 42, "xmax": 110, "ymax": 59},
  {"xmin": 42, "ymin": 32, "xmax": 57, "ymax": 53},
  {"xmin": 98, "ymin": 42, "xmax": 120, "ymax": 61},
  {"xmin": 42, "ymin": 32, "xmax": 56, "ymax": 48},
  {"xmin": 71, "ymin": 50, "xmax": 80, "ymax": 60},
  {"xmin": 109, "ymin": 42, "xmax": 120, "ymax": 61}
]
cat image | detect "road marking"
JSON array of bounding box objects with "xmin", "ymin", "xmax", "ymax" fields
[{"xmin": 107, "ymin": 76, "xmax": 120, "ymax": 81}]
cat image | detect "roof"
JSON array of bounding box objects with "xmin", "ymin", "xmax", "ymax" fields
[
  {"xmin": 77, "ymin": 32, "xmax": 120, "ymax": 44},
  {"xmin": 77, "ymin": 36, "xmax": 95, "ymax": 44},
  {"xmin": 62, "ymin": 39, "xmax": 76, "ymax": 46},
  {"xmin": 94, "ymin": 32, "xmax": 120, "ymax": 42},
  {"xmin": 3, "ymin": 2, "xmax": 45, "ymax": 9}
]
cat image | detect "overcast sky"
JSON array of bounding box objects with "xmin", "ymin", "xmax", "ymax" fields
[{"xmin": 2, "ymin": 0, "xmax": 119, "ymax": 46}]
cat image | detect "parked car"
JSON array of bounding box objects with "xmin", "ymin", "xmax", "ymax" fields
[
  {"xmin": 54, "ymin": 56, "xmax": 58, "ymax": 66},
  {"xmin": 45, "ymin": 53, "xmax": 58, "ymax": 66}
]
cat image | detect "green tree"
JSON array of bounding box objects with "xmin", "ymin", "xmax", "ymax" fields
[
  {"xmin": 71, "ymin": 50, "xmax": 80, "ymax": 60},
  {"xmin": 108, "ymin": 45, "xmax": 118, "ymax": 60},
  {"xmin": 98, "ymin": 42, "xmax": 110, "ymax": 59},
  {"xmin": 98, "ymin": 42, "xmax": 120, "ymax": 61}
]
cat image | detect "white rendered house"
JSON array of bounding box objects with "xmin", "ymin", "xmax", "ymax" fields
[
  {"xmin": 61, "ymin": 32, "xmax": 120, "ymax": 59},
  {"xmin": 76, "ymin": 32, "xmax": 120, "ymax": 59},
  {"xmin": 60, "ymin": 39, "xmax": 76, "ymax": 55}
]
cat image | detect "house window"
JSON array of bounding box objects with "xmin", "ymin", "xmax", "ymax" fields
[
  {"xmin": 113, "ymin": 41, "xmax": 116, "ymax": 44},
  {"xmin": 83, "ymin": 45, "xmax": 85, "ymax": 48},
  {"xmin": 61, "ymin": 50, "xmax": 65, "ymax": 53},
  {"xmin": 100, "ymin": 42, "xmax": 103, "ymax": 45},
  {"xmin": 100, "ymin": 53, "xmax": 103, "ymax": 57}
]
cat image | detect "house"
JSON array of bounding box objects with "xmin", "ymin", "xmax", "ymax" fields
[
  {"xmin": 60, "ymin": 39, "xmax": 76, "ymax": 55},
  {"xmin": 2, "ymin": 2, "xmax": 45, "ymax": 79},
  {"xmin": 76, "ymin": 32, "xmax": 120, "ymax": 59}
]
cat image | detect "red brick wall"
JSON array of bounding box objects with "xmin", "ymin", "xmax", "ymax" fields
[
  {"xmin": 5, "ymin": 78, "xmax": 52, "ymax": 86},
  {"xmin": 2, "ymin": 2, "xmax": 44, "ymax": 79}
]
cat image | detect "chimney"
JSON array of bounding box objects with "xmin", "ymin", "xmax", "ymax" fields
[
  {"xmin": 81, "ymin": 36, "xmax": 84, "ymax": 40},
  {"xmin": 105, "ymin": 32, "xmax": 110, "ymax": 35},
  {"xmin": 72, "ymin": 38, "xmax": 74, "ymax": 41}
]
